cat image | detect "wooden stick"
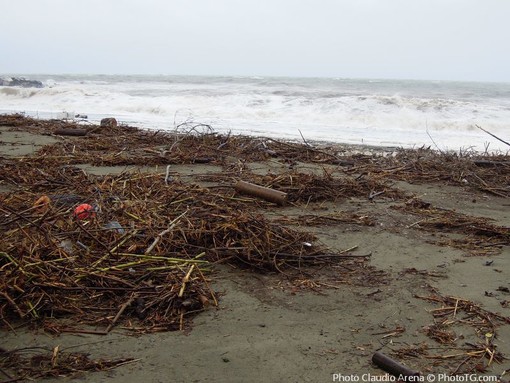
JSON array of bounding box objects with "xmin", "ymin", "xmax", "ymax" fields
[
  {"xmin": 0, "ymin": 292, "xmax": 25, "ymax": 318},
  {"xmin": 59, "ymin": 328, "xmax": 110, "ymax": 335},
  {"xmin": 105, "ymin": 296, "xmax": 135, "ymax": 333}
]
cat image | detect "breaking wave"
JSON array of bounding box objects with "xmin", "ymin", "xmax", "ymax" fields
[{"xmin": 1, "ymin": 74, "xmax": 509, "ymax": 152}]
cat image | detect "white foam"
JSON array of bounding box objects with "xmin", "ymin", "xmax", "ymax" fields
[{"xmin": 1, "ymin": 75, "xmax": 509, "ymax": 152}]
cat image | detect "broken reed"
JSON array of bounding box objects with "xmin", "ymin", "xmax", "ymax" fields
[
  {"xmin": 417, "ymin": 292, "xmax": 510, "ymax": 330},
  {"xmin": 412, "ymin": 290, "xmax": 509, "ymax": 373}
]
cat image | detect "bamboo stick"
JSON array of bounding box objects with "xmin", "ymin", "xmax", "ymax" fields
[
  {"xmin": 178, "ymin": 265, "xmax": 195, "ymax": 298},
  {"xmin": 234, "ymin": 180, "xmax": 287, "ymax": 205}
]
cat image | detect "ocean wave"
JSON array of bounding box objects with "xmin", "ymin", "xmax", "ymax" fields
[
  {"xmin": 2, "ymin": 75, "xmax": 509, "ymax": 152},
  {"xmin": 0, "ymin": 87, "xmax": 39, "ymax": 98}
]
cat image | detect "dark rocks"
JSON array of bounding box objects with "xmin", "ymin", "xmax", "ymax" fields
[{"xmin": 0, "ymin": 77, "xmax": 43, "ymax": 88}]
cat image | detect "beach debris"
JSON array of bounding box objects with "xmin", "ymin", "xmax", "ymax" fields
[
  {"xmin": 58, "ymin": 239, "xmax": 74, "ymax": 254},
  {"xmin": 273, "ymin": 212, "xmax": 375, "ymax": 227},
  {"xmin": 54, "ymin": 127, "xmax": 88, "ymax": 136},
  {"xmin": 234, "ymin": 180, "xmax": 287, "ymax": 205},
  {"xmin": 49, "ymin": 194, "xmax": 83, "ymax": 207},
  {"xmin": 0, "ymin": 346, "xmax": 136, "ymax": 381},
  {"xmin": 0, "ymin": 157, "xmax": 369, "ymax": 335},
  {"xmin": 57, "ymin": 111, "xmax": 76, "ymax": 120},
  {"xmin": 405, "ymin": 286, "xmax": 510, "ymax": 373},
  {"xmin": 104, "ymin": 220, "xmax": 125, "ymax": 234},
  {"xmin": 33, "ymin": 195, "xmax": 51, "ymax": 212},
  {"xmin": 4, "ymin": 114, "xmax": 508, "ymax": 198},
  {"xmin": 100, "ymin": 117, "xmax": 118, "ymax": 128},
  {"xmin": 2, "ymin": 113, "xmax": 510, "ymax": 377},
  {"xmin": 416, "ymin": 290, "xmax": 510, "ymax": 328},
  {"xmin": 368, "ymin": 190, "xmax": 385, "ymax": 200},
  {"xmin": 73, "ymin": 203, "xmax": 96, "ymax": 220},
  {"xmin": 165, "ymin": 164, "xmax": 173, "ymax": 185},
  {"xmin": 394, "ymin": 198, "xmax": 510, "ymax": 256},
  {"xmin": 371, "ymin": 351, "xmax": 420, "ymax": 378}
]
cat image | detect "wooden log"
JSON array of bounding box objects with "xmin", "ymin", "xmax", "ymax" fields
[
  {"xmin": 235, "ymin": 180, "xmax": 287, "ymax": 205},
  {"xmin": 372, "ymin": 351, "xmax": 420, "ymax": 378},
  {"xmin": 54, "ymin": 128, "xmax": 88, "ymax": 136}
]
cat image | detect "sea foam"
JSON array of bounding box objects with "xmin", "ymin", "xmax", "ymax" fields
[{"xmin": 1, "ymin": 74, "xmax": 509, "ymax": 152}]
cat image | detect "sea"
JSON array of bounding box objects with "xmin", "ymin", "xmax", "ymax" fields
[{"xmin": 1, "ymin": 74, "xmax": 509, "ymax": 153}]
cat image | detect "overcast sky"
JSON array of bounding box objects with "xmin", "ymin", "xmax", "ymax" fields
[{"xmin": 1, "ymin": 0, "xmax": 509, "ymax": 82}]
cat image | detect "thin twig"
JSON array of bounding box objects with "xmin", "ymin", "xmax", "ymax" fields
[{"xmin": 476, "ymin": 124, "xmax": 510, "ymax": 147}]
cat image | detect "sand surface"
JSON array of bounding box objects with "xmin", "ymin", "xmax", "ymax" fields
[{"xmin": 1, "ymin": 118, "xmax": 510, "ymax": 382}]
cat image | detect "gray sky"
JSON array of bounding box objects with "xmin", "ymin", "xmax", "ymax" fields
[{"xmin": 1, "ymin": 0, "xmax": 509, "ymax": 81}]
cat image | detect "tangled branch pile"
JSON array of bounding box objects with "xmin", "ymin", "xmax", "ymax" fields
[
  {"xmin": 344, "ymin": 147, "xmax": 510, "ymax": 198},
  {"xmin": 0, "ymin": 157, "xmax": 363, "ymax": 334},
  {"xmin": 394, "ymin": 197, "xmax": 510, "ymax": 256},
  {"xmin": 415, "ymin": 290, "xmax": 509, "ymax": 373}
]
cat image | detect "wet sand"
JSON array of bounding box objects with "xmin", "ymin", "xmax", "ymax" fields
[{"xmin": 1, "ymin": 120, "xmax": 510, "ymax": 382}]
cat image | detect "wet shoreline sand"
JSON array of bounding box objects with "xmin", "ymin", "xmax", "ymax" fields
[{"xmin": 1, "ymin": 114, "xmax": 510, "ymax": 382}]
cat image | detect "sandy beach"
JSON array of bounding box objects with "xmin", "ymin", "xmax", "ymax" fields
[{"xmin": 1, "ymin": 114, "xmax": 510, "ymax": 382}]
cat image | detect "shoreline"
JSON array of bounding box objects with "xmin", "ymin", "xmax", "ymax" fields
[
  {"xmin": 3, "ymin": 111, "xmax": 508, "ymax": 157},
  {"xmin": 1, "ymin": 114, "xmax": 510, "ymax": 381}
]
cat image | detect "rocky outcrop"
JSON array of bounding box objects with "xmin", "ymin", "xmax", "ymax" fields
[{"xmin": 0, "ymin": 77, "xmax": 43, "ymax": 88}]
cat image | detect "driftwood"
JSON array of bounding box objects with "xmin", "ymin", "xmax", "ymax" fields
[
  {"xmin": 235, "ymin": 180, "xmax": 287, "ymax": 205},
  {"xmin": 54, "ymin": 128, "xmax": 88, "ymax": 136},
  {"xmin": 372, "ymin": 351, "xmax": 420, "ymax": 378}
]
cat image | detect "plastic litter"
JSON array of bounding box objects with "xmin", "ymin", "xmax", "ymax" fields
[
  {"xmin": 104, "ymin": 220, "xmax": 125, "ymax": 234},
  {"xmin": 73, "ymin": 204, "xmax": 96, "ymax": 220}
]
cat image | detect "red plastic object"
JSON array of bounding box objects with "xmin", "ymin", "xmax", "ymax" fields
[{"xmin": 73, "ymin": 204, "xmax": 95, "ymax": 220}]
